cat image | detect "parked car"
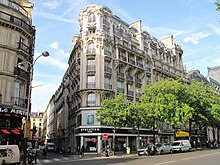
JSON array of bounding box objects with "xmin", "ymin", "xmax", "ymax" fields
[
  {"xmin": 172, "ymin": 140, "xmax": 192, "ymax": 152},
  {"xmin": 0, "ymin": 145, "xmax": 20, "ymax": 165},
  {"xmin": 156, "ymin": 143, "xmax": 173, "ymax": 155},
  {"xmin": 138, "ymin": 143, "xmax": 156, "ymax": 156}
]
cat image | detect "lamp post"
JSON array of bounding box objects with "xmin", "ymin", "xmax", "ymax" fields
[
  {"xmin": 20, "ymin": 51, "xmax": 49, "ymax": 165},
  {"xmin": 26, "ymin": 51, "xmax": 49, "ymax": 120}
]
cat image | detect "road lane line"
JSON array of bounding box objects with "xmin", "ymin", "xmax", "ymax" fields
[
  {"xmin": 181, "ymin": 153, "xmax": 211, "ymax": 161},
  {"xmin": 154, "ymin": 161, "xmax": 176, "ymax": 165}
]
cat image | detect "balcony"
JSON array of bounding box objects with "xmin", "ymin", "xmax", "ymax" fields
[
  {"xmin": 118, "ymin": 54, "xmax": 127, "ymax": 62},
  {"xmin": 14, "ymin": 67, "xmax": 27, "ymax": 79},
  {"xmin": 104, "ymin": 66, "xmax": 112, "ymax": 73},
  {"xmin": 135, "ymin": 92, "xmax": 142, "ymax": 98},
  {"xmin": 17, "ymin": 42, "xmax": 30, "ymax": 54},
  {"xmin": 117, "ymin": 87, "xmax": 124, "ymax": 93},
  {"xmin": 87, "ymin": 100, "xmax": 96, "ymax": 107},
  {"xmin": 126, "ymin": 75, "xmax": 133, "ymax": 82},
  {"xmin": 86, "ymin": 82, "xmax": 96, "ymax": 88},
  {"xmin": 104, "ymin": 83, "xmax": 112, "ymax": 90},
  {"xmin": 104, "ymin": 50, "xmax": 111, "ymax": 57},
  {"xmin": 135, "ymin": 78, "xmax": 142, "ymax": 84},
  {"xmin": 117, "ymin": 72, "xmax": 124, "ymax": 78},
  {"xmin": 0, "ymin": 11, "xmax": 34, "ymax": 34},
  {"xmin": 11, "ymin": 97, "xmax": 26, "ymax": 108},
  {"xmin": 103, "ymin": 19, "xmax": 110, "ymax": 26},
  {"xmin": 127, "ymin": 90, "xmax": 134, "ymax": 97},
  {"xmin": 128, "ymin": 58, "xmax": 135, "ymax": 65},
  {"xmin": 137, "ymin": 62, "xmax": 144, "ymax": 69},
  {"xmin": 86, "ymin": 49, "xmax": 96, "ymax": 59},
  {"xmin": 86, "ymin": 65, "xmax": 96, "ymax": 72}
]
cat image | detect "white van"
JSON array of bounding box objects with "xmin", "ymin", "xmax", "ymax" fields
[
  {"xmin": 172, "ymin": 140, "xmax": 191, "ymax": 152},
  {"xmin": 46, "ymin": 143, "xmax": 55, "ymax": 152},
  {"xmin": 0, "ymin": 145, "xmax": 20, "ymax": 165}
]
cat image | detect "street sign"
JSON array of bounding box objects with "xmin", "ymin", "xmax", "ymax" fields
[{"xmin": 103, "ymin": 133, "xmax": 108, "ymax": 140}]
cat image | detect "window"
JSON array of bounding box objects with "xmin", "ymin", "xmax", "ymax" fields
[
  {"xmin": 87, "ymin": 114, "xmax": 94, "ymax": 125},
  {"xmin": 13, "ymin": 82, "xmax": 20, "ymax": 105},
  {"xmin": 87, "ymin": 76, "xmax": 95, "ymax": 88},
  {"xmin": 87, "ymin": 43, "xmax": 95, "ymax": 54},
  {"xmin": 88, "ymin": 13, "xmax": 96, "ymax": 22},
  {"xmin": 87, "ymin": 93, "xmax": 96, "ymax": 106},
  {"xmin": 39, "ymin": 123, "xmax": 41, "ymax": 126}
]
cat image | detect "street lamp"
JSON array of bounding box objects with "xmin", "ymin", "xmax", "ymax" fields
[
  {"xmin": 20, "ymin": 51, "xmax": 49, "ymax": 165},
  {"xmin": 25, "ymin": 51, "xmax": 50, "ymax": 120}
]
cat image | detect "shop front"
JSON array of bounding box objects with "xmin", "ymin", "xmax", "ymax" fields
[{"xmin": 75, "ymin": 127, "xmax": 158, "ymax": 154}]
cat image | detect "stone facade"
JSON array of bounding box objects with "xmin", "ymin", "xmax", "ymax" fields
[
  {"xmin": 47, "ymin": 4, "xmax": 185, "ymax": 154},
  {"xmin": 0, "ymin": 0, "xmax": 35, "ymax": 145}
]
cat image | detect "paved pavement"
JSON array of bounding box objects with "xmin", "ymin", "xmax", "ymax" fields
[{"xmin": 20, "ymin": 147, "xmax": 212, "ymax": 165}]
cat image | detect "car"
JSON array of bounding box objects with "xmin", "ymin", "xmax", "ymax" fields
[
  {"xmin": 46, "ymin": 143, "xmax": 55, "ymax": 152},
  {"xmin": 138, "ymin": 143, "xmax": 156, "ymax": 156},
  {"xmin": 0, "ymin": 145, "xmax": 20, "ymax": 165},
  {"xmin": 172, "ymin": 140, "xmax": 191, "ymax": 152},
  {"xmin": 156, "ymin": 143, "xmax": 173, "ymax": 155}
]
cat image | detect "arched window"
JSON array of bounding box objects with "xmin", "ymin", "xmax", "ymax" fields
[
  {"xmin": 87, "ymin": 93, "xmax": 96, "ymax": 106},
  {"xmin": 87, "ymin": 43, "xmax": 95, "ymax": 54},
  {"xmin": 88, "ymin": 13, "xmax": 96, "ymax": 23}
]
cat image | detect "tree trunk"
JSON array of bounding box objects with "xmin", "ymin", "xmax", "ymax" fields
[
  {"xmin": 113, "ymin": 126, "xmax": 116, "ymax": 156},
  {"xmin": 137, "ymin": 125, "xmax": 140, "ymax": 154}
]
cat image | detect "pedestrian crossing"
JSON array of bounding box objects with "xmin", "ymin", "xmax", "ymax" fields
[{"xmin": 38, "ymin": 156, "xmax": 79, "ymax": 164}]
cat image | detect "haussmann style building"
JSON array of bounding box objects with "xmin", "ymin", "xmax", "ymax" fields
[
  {"xmin": 46, "ymin": 4, "xmax": 186, "ymax": 154},
  {"xmin": 0, "ymin": 0, "xmax": 35, "ymax": 147}
]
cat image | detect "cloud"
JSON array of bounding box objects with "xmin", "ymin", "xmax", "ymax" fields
[
  {"xmin": 208, "ymin": 24, "xmax": 220, "ymax": 35},
  {"xmin": 42, "ymin": 0, "xmax": 63, "ymax": 9},
  {"xmin": 142, "ymin": 25, "xmax": 185, "ymax": 39},
  {"xmin": 183, "ymin": 32, "xmax": 211, "ymax": 45},
  {"xmin": 34, "ymin": 44, "xmax": 69, "ymax": 71},
  {"xmin": 31, "ymin": 80, "xmax": 59, "ymax": 111},
  {"xmin": 212, "ymin": 58, "xmax": 220, "ymax": 65},
  {"xmin": 34, "ymin": 11, "xmax": 75, "ymax": 23},
  {"xmin": 50, "ymin": 42, "xmax": 70, "ymax": 58}
]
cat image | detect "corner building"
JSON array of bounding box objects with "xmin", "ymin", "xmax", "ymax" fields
[
  {"xmin": 0, "ymin": 0, "xmax": 35, "ymax": 146},
  {"xmin": 66, "ymin": 4, "xmax": 185, "ymax": 154}
]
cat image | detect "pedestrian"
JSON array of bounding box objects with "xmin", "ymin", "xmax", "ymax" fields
[
  {"xmin": 80, "ymin": 145, "xmax": 85, "ymax": 157},
  {"xmin": 42, "ymin": 145, "xmax": 47, "ymax": 158},
  {"xmin": 123, "ymin": 142, "xmax": 126, "ymax": 153}
]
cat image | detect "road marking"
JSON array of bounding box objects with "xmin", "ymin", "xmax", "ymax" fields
[
  {"xmin": 154, "ymin": 161, "xmax": 175, "ymax": 165},
  {"xmin": 181, "ymin": 153, "xmax": 212, "ymax": 161}
]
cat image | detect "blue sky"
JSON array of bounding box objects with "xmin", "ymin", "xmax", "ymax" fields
[{"xmin": 30, "ymin": 0, "xmax": 220, "ymax": 112}]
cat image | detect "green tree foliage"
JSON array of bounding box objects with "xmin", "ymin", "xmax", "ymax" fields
[
  {"xmin": 215, "ymin": 0, "xmax": 220, "ymax": 11},
  {"xmin": 125, "ymin": 101, "xmax": 147, "ymax": 148},
  {"xmin": 140, "ymin": 79, "xmax": 193, "ymax": 130},
  {"xmin": 96, "ymin": 94, "xmax": 127, "ymax": 155}
]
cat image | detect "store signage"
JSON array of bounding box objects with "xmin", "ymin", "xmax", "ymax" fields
[{"xmin": 0, "ymin": 107, "xmax": 26, "ymax": 116}]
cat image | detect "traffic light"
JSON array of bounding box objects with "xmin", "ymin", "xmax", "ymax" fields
[{"xmin": 32, "ymin": 126, "xmax": 37, "ymax": 135}]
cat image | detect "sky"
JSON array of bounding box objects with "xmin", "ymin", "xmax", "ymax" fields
[{"xmin": 30, "ymin": 0, "xmax": 220, "ymax": 112}]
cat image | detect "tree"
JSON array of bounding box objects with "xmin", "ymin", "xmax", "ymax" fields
[
  {"xmin": 125, "ymin": 101, "xmax": 147, "ymax": 150},
  {"xmin": 140, "ymin": 79, "xmax": 194, "ymax": 140},
  {"xmin": 96, "ymin": 94, "xmax": 127, "ymax": 155},
  {"xmin": 215, "ymin": 0, "xmax": 220, "ymax": 11}
]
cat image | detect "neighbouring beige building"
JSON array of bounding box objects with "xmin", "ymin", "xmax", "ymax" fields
[
  {"xmin": 30, "ymin": 112, "xmax": 43, "ymax": 146},
  {"xmin": 0, "ymin": 0, "xmax": 35, "ymax": 146},
  {"xmin": 45, "ymin": 4, "xmax": 185, "ymax": 154}
]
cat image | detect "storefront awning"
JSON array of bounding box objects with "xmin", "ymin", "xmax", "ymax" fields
[
  {"xmin": 0, "ymin": 128, "xmax": 23, "ymax": 135},
  {"xmin": 175, "ymin": 131, "xmax": 189, "ymax": 137}
]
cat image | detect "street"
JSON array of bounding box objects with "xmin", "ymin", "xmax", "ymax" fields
[{"xmin": 36, "ymin": 149, "xmax": 220, "ymax": 165}]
